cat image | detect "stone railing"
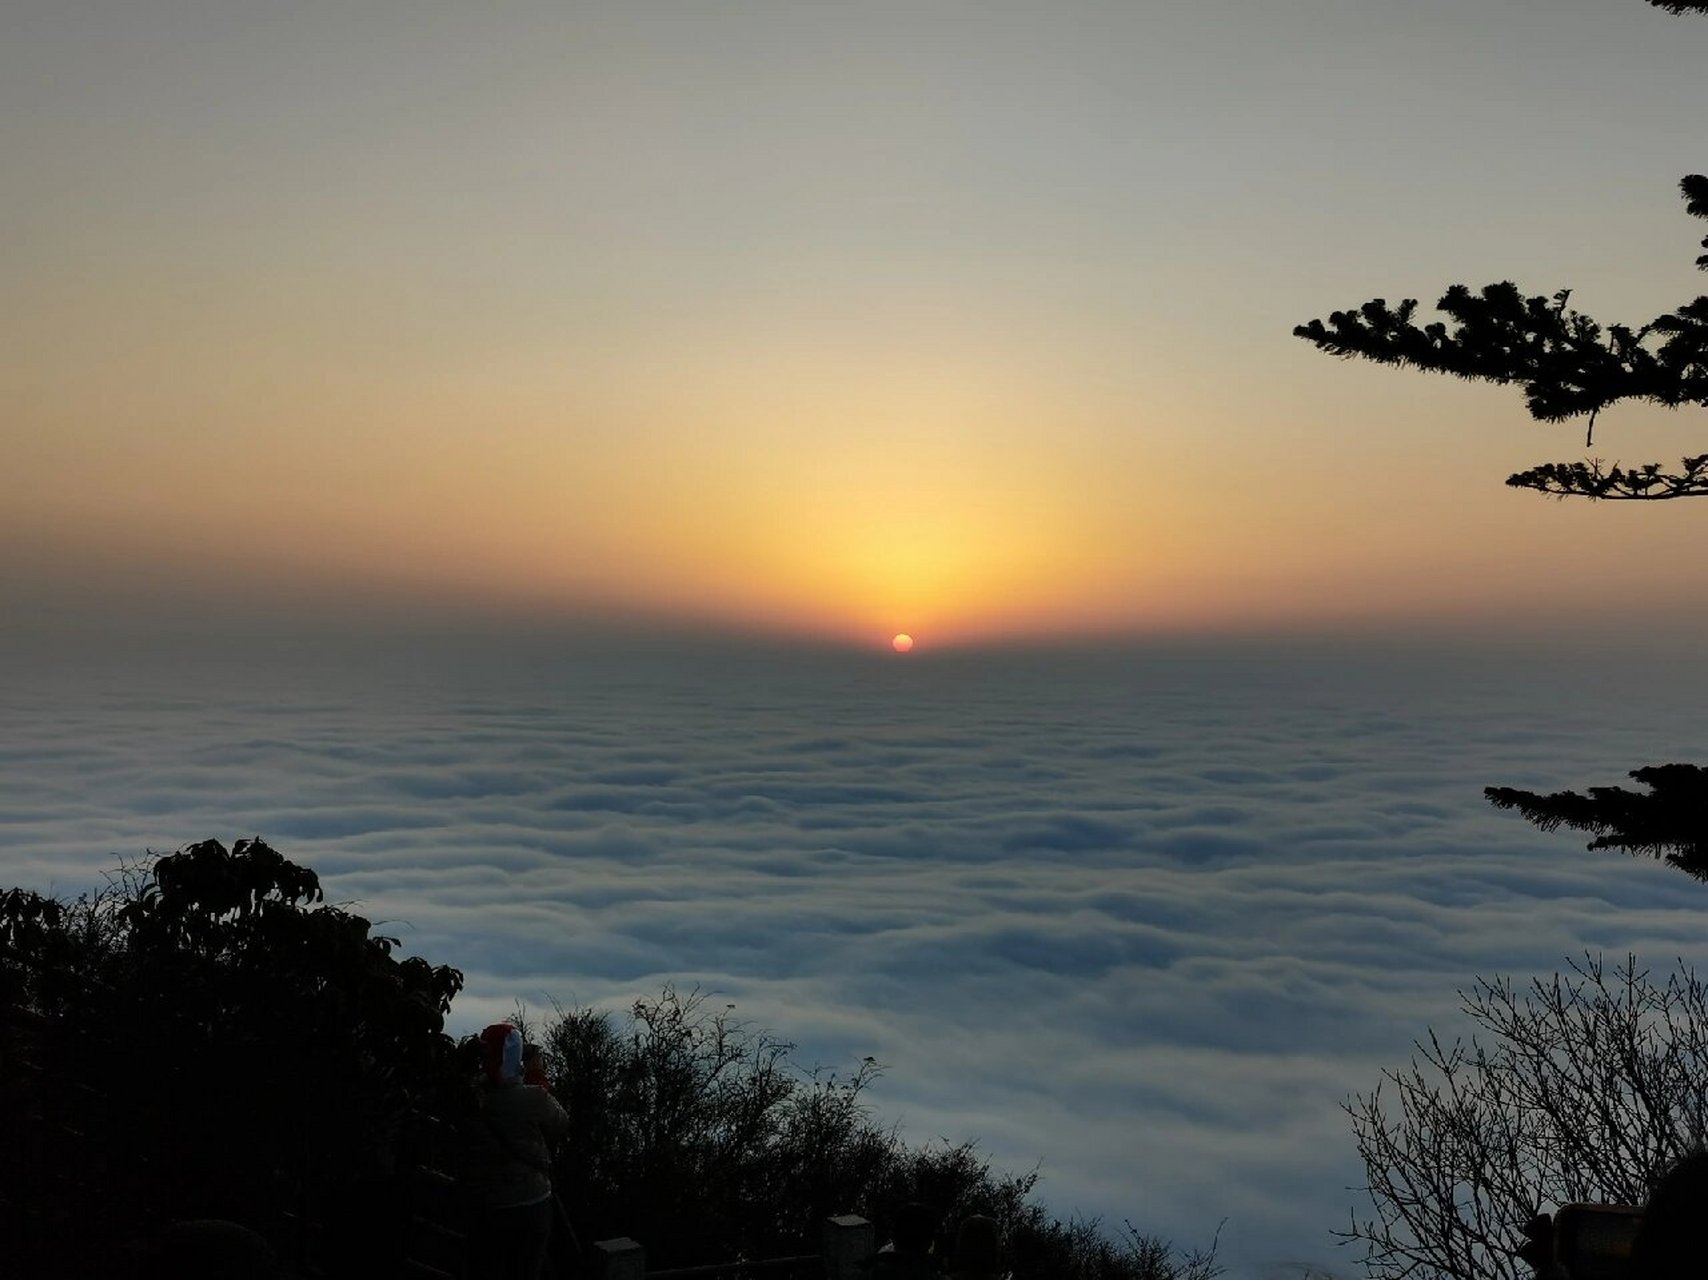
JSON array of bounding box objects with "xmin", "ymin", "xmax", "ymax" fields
[{"xmin": 590, "ymin": 1215, "xmax": 874, "ymax": 1280}]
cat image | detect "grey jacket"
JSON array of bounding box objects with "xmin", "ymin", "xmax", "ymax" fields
[{"xmin": 463, "ymin": 1083, "xmax": 571, "ymax": 1208}]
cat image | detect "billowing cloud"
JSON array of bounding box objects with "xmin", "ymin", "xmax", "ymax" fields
[{"xmin": 4, "ymin": 634, "xmax": 1707, "ymax": 1278}]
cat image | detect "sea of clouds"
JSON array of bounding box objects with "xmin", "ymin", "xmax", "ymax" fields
[{"xmin": 5, "ymin": 630, "xmax": 1708, "ymax": 1278}]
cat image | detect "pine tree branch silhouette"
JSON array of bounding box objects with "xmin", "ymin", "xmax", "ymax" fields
[{"xmin": 1295, "ymin": 176, "xmax": 1708, "ymax": 499}]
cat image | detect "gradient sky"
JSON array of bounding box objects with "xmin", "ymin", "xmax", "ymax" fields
[
  {"xmin": 7, "ymin": 0, "xmax": 1708, "ymax": 648},
  {"xmin": 11, "ymin": 9, "xmax": 1708, "ymax": 1273}
]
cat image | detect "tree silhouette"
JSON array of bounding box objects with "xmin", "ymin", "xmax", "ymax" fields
[
  {"xmin": 1486, "ymin": 765, "xmax": 1708, "ymax": 882},
  {"xmin": 523, "ymin": 986, "xmax": 1222, "ymax": 1278},
  {"xmin": 1295, "ymin": 174, "xmax": 1708, "ymax": 499},
  {"xmin": 1295, "ymin": 1, "xmax": 1708, "ymax": 884},
  {"xmin": 1296, "ymin": 0, "xmax": 1708, "ymax": 504},
  {"xmin": 0, "ymin": 837, "xmax": 464, "ymax": 1273},
  {"xmin": 1345, "ymin": 954, "xmax": 1708, "ymax": 1280}
]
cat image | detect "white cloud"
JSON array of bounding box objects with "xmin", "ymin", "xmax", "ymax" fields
[{"xmin": 4, "ymin": 636, "xmax": 1707, "ymax": 1277}]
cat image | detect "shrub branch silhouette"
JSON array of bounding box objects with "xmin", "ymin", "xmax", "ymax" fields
[
  {"xmin": 1344, "ymin": 955, "xmax": 1708, "ymax": 1280},
  {"xmin": 522, "ymin": 986, "xmax": 1221, "ymax": 1277}
]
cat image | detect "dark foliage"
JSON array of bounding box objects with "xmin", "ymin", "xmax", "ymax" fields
[
  {"xmin": 1294, "ymin": 176, "xmax": 1708, "ymax": 499},
  {"xmin": 1300, "ymin": 12, "xmax": 1708, "ymax": 1277},
  {"xmin": 1344, "ymin": 955, "xmax": 1708, "ymax": 1280},
  {"xmin": 521, "ymin": 988, "xmax": 1221, "ymax": 1278},
  {"xmin": 1, "ymin": 838, "xmax": 464, "ymax": 1273},
  {"xmin": 4, "ymin": 842, "xmax": 1216, "ymax": 1277},
  {"xmin": 1486, "ymin": 764, "xmax": 1708, "ymax": 881},
  {"xmin": 1297, "ymin": 7, "xmax": 1708, "ymax": 886}
]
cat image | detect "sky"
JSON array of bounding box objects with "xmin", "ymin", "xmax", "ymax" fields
[
  {"xmin": 6, "ymin": 0, "xmax": 1708, "ymax": 650},
  {"xmin": 9, "ymin": 4, "xmax": 1708, "ymax": 1278}
]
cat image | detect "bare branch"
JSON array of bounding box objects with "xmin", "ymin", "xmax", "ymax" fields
[{"xmin": 1342, "ymin": 955, "xmax": 1706, "ymax": 1280}]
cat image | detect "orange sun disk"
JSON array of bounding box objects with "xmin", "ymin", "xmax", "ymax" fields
[{"xmin": 891, "ymin": 634, "xmax": 914, "ymax": 653}]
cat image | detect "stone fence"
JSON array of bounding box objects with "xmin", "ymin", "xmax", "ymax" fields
[{"xmin": 590, "ymin": 1215, "xmax": 874, "ymax": 1280}]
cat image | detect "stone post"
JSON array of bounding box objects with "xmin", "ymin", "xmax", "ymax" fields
[
  {"xmin": 591, "ymin": 1237, "xmax": 645, "ymax": 1280},
  {"xmin": 822, "ymin": 1215, "xmax": 874, "ymax": 1280}
]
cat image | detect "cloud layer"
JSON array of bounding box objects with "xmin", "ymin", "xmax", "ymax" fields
[{"xmin": 5, "ymin": 634, "xmax": 1708, "ymax": 1277}]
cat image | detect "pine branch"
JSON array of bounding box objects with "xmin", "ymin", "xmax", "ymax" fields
[
  {"xmin": 1485, "ymin": 765, "xmax": 1708, "ymax": 881},
  {"xmin": 1505, "ymin": 454, "xmax": 1708, "ymax": 499},
  {"xmin": 1295, "ymin": 177, "xmax": 1708, "ymax": 498},
  {"xmin": 1683, "ymin": 174, "xmax": 1708, "ymax": 268},
  {"xmin": 1293, "ymin": 284, "xmax": 1708, "ymax": 422},
  {"xmin": 1648, "ymin": 1, "xmax": 1708, "ymax": 13}
]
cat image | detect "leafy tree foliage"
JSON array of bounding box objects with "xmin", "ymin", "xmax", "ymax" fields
[
  {"xmin": 1, "ymin": 838, "xmax": 464, "ymax": 1273},
  {"xmin": 1486, "ymin": 764, "xmax": 1708, "ymax": 882},
  {"xmin": 520, "ymin": 986, "xmax": 1221, "ymax": 1278},
  {"xmin": 1344, "ymin": 955, "xmax": 1708, "ymax": 1280}
]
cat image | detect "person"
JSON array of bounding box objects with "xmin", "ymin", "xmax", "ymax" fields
[
  {"xmin": 947, "ymin": 1214, "xmax": 1003, "ymax": 1280},
  {"xmin": 522, "ymin": 1042, "xmax": 552, "ymax": 1090},
  {"xmin": 462, "ymin": 1023, "xmax": 571, "ymax": 1280},
  {"xmin": 872, "ymin": 1200, "xmax": 939, "ymax": 1278}
]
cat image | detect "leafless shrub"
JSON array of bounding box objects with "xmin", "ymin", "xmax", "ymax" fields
[
  {"xmin": 1344, "ymin": 953, "xmax": 1708, "ymax": 1280},
  {"xmin": 533, "ymin": 984, "xmax": 1219, "ymax": 1276}
]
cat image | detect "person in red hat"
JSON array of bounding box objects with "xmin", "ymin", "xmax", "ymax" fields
[{"xmin": 463, "ymin": 1022, "xmax": 571, "ymax": 1280}]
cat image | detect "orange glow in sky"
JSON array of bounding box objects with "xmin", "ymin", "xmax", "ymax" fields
[{"xmin": 7, "ymin": 4, "xmax": 1708, "ymax": 647}]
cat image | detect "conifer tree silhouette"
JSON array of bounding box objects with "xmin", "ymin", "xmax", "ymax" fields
[
  {"xmin": 1486, "ymin": 765, "xmax": 1708, "ymax": 882},
  {"xmin": 1295, "ymin": 172, "xmax": 1708, "ymax": 499},
  {"xmin": 1297, "ymin": 0, "xmax": 1708, "ymax": 502},
  {"xmin": 1296, "ymin": 0, "xmax": 1708, "ymax": 880}
]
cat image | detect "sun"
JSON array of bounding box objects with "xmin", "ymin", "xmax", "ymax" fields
[{"xmin": 891, "ymin": 633, "xmax": 914, "ymax": 653}]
